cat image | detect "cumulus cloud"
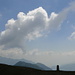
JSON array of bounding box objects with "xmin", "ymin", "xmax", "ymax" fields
[{"xmin": 0, "ymin": 7, "xmax": 58, "ymax": 50}]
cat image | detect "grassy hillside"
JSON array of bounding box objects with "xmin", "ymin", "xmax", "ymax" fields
[{"xmin": 0, "ymin": 64, "xmax": 75, "ymax": 75}]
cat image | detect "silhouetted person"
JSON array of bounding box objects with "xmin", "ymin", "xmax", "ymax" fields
[{"xmin": 57, "ymin": 65, "xmax": 59, "ymax": 71}]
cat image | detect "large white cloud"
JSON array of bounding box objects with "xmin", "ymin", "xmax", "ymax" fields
[{"xmin": 0, "ymin": 7, "xmax": 58, "ymax": 50}]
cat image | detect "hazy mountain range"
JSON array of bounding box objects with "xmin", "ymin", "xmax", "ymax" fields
[
  {"xmin": 14, "ymin": 61, "xmax": 43, "ymax": 70},
  {"xmin": 0, "ymin": 56, "xmax": 75, "ymax": 71},
  {"xmin": 0, "ymin": 56, "xmax": 34, "ymax": 65},
  {"xmin": 14, "ymin": 61, "xmax": 51, "ymax": 70},
  {"xmin": 0, "ymin": 56, "xmax": 51, "ymax": 70}
]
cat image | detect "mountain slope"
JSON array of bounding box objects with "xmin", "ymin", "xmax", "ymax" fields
[
  {"xmin": 36, "ymin": 63, "xmax": 52, "ymax": 70},
  {"xmin": 14, "ymin": 61, "xmax": 43, "ymax": 70}
]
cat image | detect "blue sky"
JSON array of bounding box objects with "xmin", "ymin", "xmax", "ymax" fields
[{"xmin": 0, "ymin": 0, "xmax": 75, "ymax": 66}]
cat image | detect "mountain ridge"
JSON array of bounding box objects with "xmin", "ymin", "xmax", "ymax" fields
[
  {"xmin": 0, "ymin": 56, "xmax": 34, "ymax": 65},
  {"xmin": 14, "ymin": 61, "xmax": 43, "ymax": 70}
]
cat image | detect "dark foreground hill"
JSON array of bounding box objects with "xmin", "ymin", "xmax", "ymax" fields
[{"xmin": 0, "ymin": 64, "xmax": 75, "ymax": 75}]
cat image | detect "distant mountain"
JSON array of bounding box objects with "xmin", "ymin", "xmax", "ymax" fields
[
  {"xmin": 0, "ymin": 56, "xmax": 52, "ymax": 70},
  {"xmin": 0, "ymin": 56, "xmax": 34, "ymax": 65},
  {"xmin": 36, "ymin": 63, "xmax": 52, "ymax": 70},
  {"xmin": 14, "ymin": 61, "xmax": 52, "ymax": 70},
  {"xmin": 14, "ymin": 61, "xmax": 43, "ymax": 70},
  {"xmin": 60, "ymin": 63, "xmax": 75, "ymax": 71}
]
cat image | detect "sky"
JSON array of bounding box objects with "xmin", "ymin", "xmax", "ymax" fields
[{"xmin": 0, "ymin": 0, "xmax": 75, "ymax": 67}]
